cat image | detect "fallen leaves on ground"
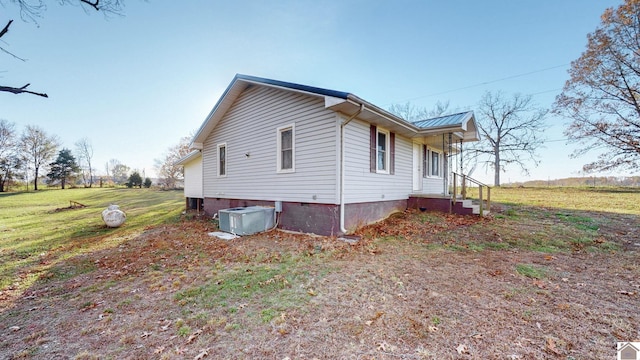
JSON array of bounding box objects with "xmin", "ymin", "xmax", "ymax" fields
[
  {"xmin": 194, "ymin": 348, "xmax": 210, "ymax": 360},
  {"xmin": 456, "ymin": 343, "xmax": 470, "ymax": 355}
]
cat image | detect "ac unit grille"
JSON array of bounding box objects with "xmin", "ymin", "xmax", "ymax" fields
[{"xmin": 217, "ymin": 206, "xmax": 275, "ymax": 235}]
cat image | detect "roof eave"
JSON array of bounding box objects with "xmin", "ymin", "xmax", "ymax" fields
[
  {"xmin": 325, "ymin": 95, "xmax": 420, "ymax": 137},
  {"xmin": 175, "ymin": 150, "xmax": 202, "ymax": 166},
  {"xmin": 191, "ymin": 74, "xmax": 352, "ymax": 147}
]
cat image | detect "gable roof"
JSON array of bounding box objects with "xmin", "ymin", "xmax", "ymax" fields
[{"xmin": 191, "ymin": 74, "xmax": 479, "ymax": 148}]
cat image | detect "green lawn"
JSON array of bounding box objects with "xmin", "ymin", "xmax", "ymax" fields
[
  {"xmin": 0, "ymin": 188, "xmax": 184, "ymax": 292},
  {"xmin": 468, "ymin": 186, "xmax": 640, "ymax": 215},
  {"xmin": 1, "ymin": 186, "xmax": 639, "ymax": 358}
]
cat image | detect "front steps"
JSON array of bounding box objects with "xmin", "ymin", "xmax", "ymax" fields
[
  {"xmin": 408, "ymin": 195, "xmax": 490, "ymax": 216},
  {"xmin": 458, "ymin": 198, "xmax": 490, "ymax": 216}
]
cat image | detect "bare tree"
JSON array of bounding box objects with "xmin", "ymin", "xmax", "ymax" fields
[
  {"xmin": 75, "ymin": 137, "xmax": 94, "ymax": 187},
  {"xmin": 154, "ymin": 136, "xmax": 191, "ymax": 189},
  {"xmin": 0, "ymin": 0, "xmax": 125, "ymax": 97},
  {"xmin": 0, "ymin": 119, "xmax": 22, "ymax": 191},
  {"xmin": 468, "ymin": 91, "xmax": 547, "ymax": 186},
  {"xmin": 553, "ymin": 0, "xmax": 640, "ymax": 173},
  {"xmin": 388, "ymin": 100, "xmax": 452, "ymax": 122},
  {"xmin": 19, "ymin": 125, "xmax": 59, "ymax": 190},
  {"xmin": 109, "ymin": 160, "xmax": 130, "ymax": 185},
  {"xmin": 105, "ymin": 158, "xmax": 128, "ymax": 184},
  {"xmin": 0, "ymin": 120, "xmax": 16, "ymax": 163}
]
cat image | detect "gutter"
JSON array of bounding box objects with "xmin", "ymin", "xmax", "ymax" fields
[
  {"xmin": 339, "ymin": 103, "xmax": 364, "ymax": 234},
  {"xmin": 346, "ymin": 94, "xmax": 419, "ymax": 135}
]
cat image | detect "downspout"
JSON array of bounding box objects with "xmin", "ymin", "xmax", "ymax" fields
[{"xmin": 340, "ymin": 104, "xmax": 364, "ymax": 234}]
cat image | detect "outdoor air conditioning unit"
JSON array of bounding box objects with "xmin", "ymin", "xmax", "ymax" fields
[{"xmin": 218, "ymin": 206, "xmax": 275, "ymax": 235}]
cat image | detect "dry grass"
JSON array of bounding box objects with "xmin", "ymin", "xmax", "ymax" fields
[
  {"xmin": 473, "ymin": 186, "xmax": 640, "ymax": 215},
  {"xmin": 1, "ymin": 200, "xmax": 639, "ymax": 359},
  {"xmin": 0, "ymin": 189, "xmax": 640, "ymax": 359}
]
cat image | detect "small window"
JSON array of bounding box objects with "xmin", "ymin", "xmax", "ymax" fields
[
  {"xmin": 422, "ymin": 145, "xmax": 428, "ymax": 178},
  {"xmin": 217, "ymin": 143, "xmax": 227, "ymax": 176},
  {"xmin": 376, "ymin": 128, "xmax": 389, "ymax": 173},
  {"xmin": 277, "ymin": 124, "xmax": 295, "ymax": 172},
  {"xmin": 431, "ymin": 150, "xmax": 441, "ymax": 177}
]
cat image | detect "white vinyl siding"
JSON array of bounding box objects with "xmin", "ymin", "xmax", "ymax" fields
[
  {"xmin": 202, "ymin": 85, "xmax": 338, "ymax": 203},
  {"xmin": 423, "ymin": 177, "xmax": 445, "ymax": 194},
  {"xmin": 183, "ymin": 155, "xmax": 203, "ymax": 198},
  {"xmin": 343, "ymin": 118, "xmax": 412, "ymax": 203}
]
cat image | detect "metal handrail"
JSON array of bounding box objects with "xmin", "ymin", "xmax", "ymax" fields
[{"xmin": 452, "ymin": 172, "xmax": 491, "ymax": 216}]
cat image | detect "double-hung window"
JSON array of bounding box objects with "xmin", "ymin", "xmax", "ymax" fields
[
  {"xmin": 377, "ymin": 129, "xmax": 389, "ymax": 173},
  {"xmin": 277, "ymin": 124, "xmax": 295, "ymax": 173},
  {"xmin": 369, "ymin": 125, "xmax": 395, "ymax": 174},
  {"xmin": 217, "ymin": 143, "xmax": 227, "ymax": 177},
  {"xmin": 422, "ymin": 145, "xmax": 442, "ymax": 177},
  {"xmin": 431, "ymin": 150, "xmax": 441, "ymax": 177}
]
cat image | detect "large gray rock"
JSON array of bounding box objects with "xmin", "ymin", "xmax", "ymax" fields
[{"xmin": 102, "ymin": 205, "xmax": 126, "ymax": 227}]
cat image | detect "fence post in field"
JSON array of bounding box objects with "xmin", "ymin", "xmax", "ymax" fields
[{"xmin": 479, "ymin": 185, "xmax": 484, "ymax": 216}]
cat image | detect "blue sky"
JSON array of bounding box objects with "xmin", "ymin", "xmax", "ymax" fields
[{"xmin": 1, "ymin": 0, "xmax": 623, "ymax": 184}]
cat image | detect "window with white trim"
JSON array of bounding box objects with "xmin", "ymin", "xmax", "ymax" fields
[
  {"xmin": 376, "ymin": 128, "xmax": 390, "ymax": 173},
  {"xmin": 277, "ymin": 124, "xmax": 295, "ymax": 172},
  {"xmin": 217, "ymin": 143, "xmax": 227, "ymax": 176},
  {"xmin": 431, "ymin": 149, "xmax": 441, "ymax": 177}
]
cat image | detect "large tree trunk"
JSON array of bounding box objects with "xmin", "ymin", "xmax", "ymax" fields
[
  {"xmin": 33, "ymin": 167, "xmax": 39, "ymax": 191},
  {"xmin": 494, "ymin": 145, "xmax": 501, "ymax": 187}
]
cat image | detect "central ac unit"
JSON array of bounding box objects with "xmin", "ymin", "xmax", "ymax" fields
[{"xmin": 218, "ymin": 206, "xmax": 275, "ymax": 235}]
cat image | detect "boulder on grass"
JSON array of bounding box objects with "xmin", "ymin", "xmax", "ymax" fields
[{"xmin": 102, "ymin": 205, "xmax": 126, "ymax": 227}]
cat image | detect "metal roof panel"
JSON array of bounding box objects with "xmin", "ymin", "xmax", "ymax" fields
[{"xmin": 411, "ymin": 111, "xmax": 473, "ymax": 129}]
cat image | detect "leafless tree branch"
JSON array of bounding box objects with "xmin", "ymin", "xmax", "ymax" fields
[
  {"xmin": 0, "ymin": 20, "xmax": 12, "ymax": 39},
  {"xmin": 0, "ymin": 84, "xmax": 48, "ymax": 97},
  {"xmin": 79, "ymin": 0, "xmax": 101, "ymax": 11}
]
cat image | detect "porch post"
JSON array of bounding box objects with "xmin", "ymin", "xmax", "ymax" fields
[
  {"xmin": 442, "ymin": 134, "xmax": 446, "ymax": 196},
  {"xmin": 448, "ymin": 132, "xmax": 453, "ymax": 178},
  {"xmin": 459, "ymin": 139, "xmax": 463, "ymax": 175}
]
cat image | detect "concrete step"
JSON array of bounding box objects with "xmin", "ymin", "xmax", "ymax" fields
[{"xmin": 456, "ymin": 199, "xmax": 490, "ymax": 216}]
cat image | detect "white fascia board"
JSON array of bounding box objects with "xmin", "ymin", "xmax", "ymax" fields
[{"xmin": 324, "ymin": 96, "xmax": 347, "ymax": 108}]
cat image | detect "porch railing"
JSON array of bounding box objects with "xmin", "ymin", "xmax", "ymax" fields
[{"xmin": 451, "ymin": 172, "xmax": 491, "ymax": 216}]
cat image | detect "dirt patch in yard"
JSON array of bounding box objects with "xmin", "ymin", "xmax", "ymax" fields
[{"xmin": 1, "ymin": 208, "xmax": 639, "ymax": 359}]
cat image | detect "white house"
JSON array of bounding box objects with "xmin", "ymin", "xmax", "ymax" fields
[
  {"xmin": 178, "ymin": 150, "xmax": 203, "ymax": 211},
  {"xmin": 177, "ymin": 74, "xmax": 480, "ymax": 236}
]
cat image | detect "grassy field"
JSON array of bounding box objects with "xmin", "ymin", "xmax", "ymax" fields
[
  {"xmin": 0, "ymin": 188, "xmax": 183, "ymax": 295},
  {"xmin": 1, "ymin": 186, "xmax": 639, "ymax": 359},
  {"xmin": 468, "ymin": 185, "xmax": 640, "ymax": 215}
]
